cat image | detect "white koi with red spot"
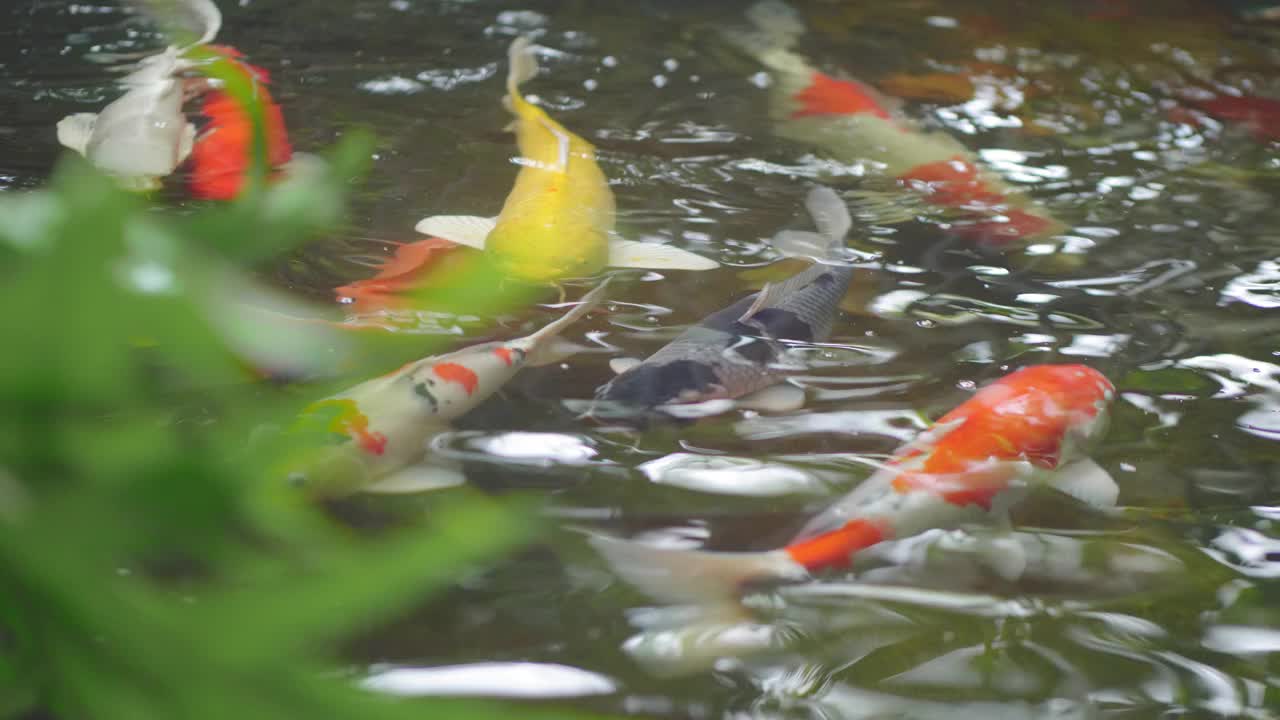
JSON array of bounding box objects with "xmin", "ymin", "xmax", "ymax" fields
[
  {"xmin": 590, "ymin": 364, "xmax": 1118, "ymax": 605},
  {"xmin": 291, "ymin": 282, "xmax": 608, "ymax": 494},
  {"xmin": 723, "ymin": 1, "xmax": 1067, "ymax": 255}
]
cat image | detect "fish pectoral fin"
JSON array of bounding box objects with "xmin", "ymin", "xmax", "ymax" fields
[
  {"xmin": 56, "ymin": 113, "xmax": 98, "ymax": 155},
  {"xmin": 734, "ymin": 383, "xmax": 805, "ymax": 413},
  {"xmin": 609, "ymin": 357, "xmax": 643, "ymax": 375},
  {"xmin": 1045, "ymin": 457, "xmax": 1119, "ymax": 509},
  {"xmin": 607, "ymin": 237, "xmax": 720, "ymax": 271},
  {"xmin": 658, "ymin": 398, "xmax": 737, "ymax": 419},
  {"xmin": 364, "ymin": 462, "xmax": 467, "ymax": 494},
  {"xmin": 413, "ymin": 215, "xmax": 497, "ymax": 249},
  {"xmin": 769, "ymin": 230, "xmax": 830, "ymax": 259}
]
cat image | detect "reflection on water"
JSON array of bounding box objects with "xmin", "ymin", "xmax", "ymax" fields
[{"xmin": 6, "ymin": 0, "xmax": 1280, "ymax": 717}]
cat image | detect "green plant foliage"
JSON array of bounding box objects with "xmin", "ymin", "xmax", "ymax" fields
[{"xmin": 0, "ymin": 132, "xmax": 591, "ymax": 720}]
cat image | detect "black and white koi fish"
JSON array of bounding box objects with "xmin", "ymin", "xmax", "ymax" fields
[{"xmin": 590, "ymin": 186, "xmax": 854, "ymax": 419}]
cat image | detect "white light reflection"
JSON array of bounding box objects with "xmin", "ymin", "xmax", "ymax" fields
[
  {"xmin": 460, "ymin": 432, "xmax": 597, "ymax": 466},
  {"xmin": 639, "ymin": 453, "xmax": 828, "ymax": 497},
  {"xmin": 1220, "ymin": 259, "xmax": 1280, "ymax": 309},
  {"xmin": 361, "ymin": 662, "xmax": 618, "ymax": 698}
]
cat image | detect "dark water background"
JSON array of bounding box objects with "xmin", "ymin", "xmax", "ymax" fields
[{"xmin": 4, "ymin": 0, "xmax": 1280, "ymax": 717}]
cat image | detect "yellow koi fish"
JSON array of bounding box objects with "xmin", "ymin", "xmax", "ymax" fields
[{"xmin": 416, "ymin": 37, "xmax": 717, "ymax": 284}]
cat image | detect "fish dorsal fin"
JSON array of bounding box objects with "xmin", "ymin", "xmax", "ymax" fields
[
  {"xmin": 56, "ymin": 113, "xmax": 98, "ymax": 155},
  {"xmin": 413, "ymin": 215, "xmax": 497, "ymax": 249},
  {"xmin": 606, "ymin": 237, "xmax": 720, "ymax": 270},
  {"xmin": 737, "ymin": 263, "xmax": 827, "ymax": 324},
  {"xmin": 897, "ymin": 416, "xmax": 966, "ymax": 456}
]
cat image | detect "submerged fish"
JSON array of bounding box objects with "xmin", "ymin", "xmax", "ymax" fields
[
  {"xmin": 188, "ymin": 45, "xmax": 294, "ymax": 200},
  {"xmin": 56, "ymin": 0, "xmax": 221, "ymax": 190},
  {"xmin": 591, "ymin": 364, "xmax": 1118, "ymax": 604},
  {"xmin": 591, "ymin": 186, "xmax": 855, "ymax": 419},
  {"xmin": 416, "ymin": 37, "xmax": 717, "ymax": 285},
  {"xmin": 288, "ymin": 282, "xmax": 608, "ymax": 495},
  {"xmin": 723, "ymin": 1, "xmax": 1066, "ymax": 252}
]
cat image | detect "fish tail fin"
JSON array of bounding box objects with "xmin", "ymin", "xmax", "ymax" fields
[
  {"xmin": 56, "ymin": 113, "xmax": 98, "ymax": 156},
  {"xmin": 505, "ymin": 35, "xmax": 539, "ymax": 108},
  {"xmin": 589, "ymin": 534, "xmax": 808, "ymax": 605},
  {"xmin": 519, "ymin": 279, "xmax": 609, "ymax": 365},
  {"xmin": 767, "ymin": 185, "xmax": 851, "ymax": 262},
  {"xmin": 741, "ymin": 186, "xmax": 853, "ymax": 321},
  {"xmin": 720, "ymin": 1, "xmax": 807, "ymax": 69}
]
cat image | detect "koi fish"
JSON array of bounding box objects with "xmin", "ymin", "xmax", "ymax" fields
[
  {"xmin": 1178, "ymin": 93, "xmax": 1280, "ymax": 143},
  {"xmin": 188, "ymin": 45, "xmax": 294, "ymax": 200},
  {"xmin": 287, "ymin": 281, "xmax": 608, "ymax": 495},
  {"xmin": 591, "ymin": 364, "xmax": 1118, "ymax": 605},
  {"xmin": 723, "ymin": 1, "xmax": 1066, "ymax": 251},
  {"xmin": 56, "ymin": 0, "xmax": 221, "ymax": 190},
  {"xmin": 590, "ymin": 186, "xmax": 854, "ymax": 420},
  {"xmin": 415, "ymin": 37, "xmax": 718, "ymax": 285}
]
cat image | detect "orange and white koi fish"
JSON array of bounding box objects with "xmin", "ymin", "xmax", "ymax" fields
[
  {"xmin": 56, "ymin": 0, "xmax": 221, "ymax": 190},
  {"xmin": 416, "ymin": 37, "xmax": 718, "ymax": 286},
  {"xmin": 591, "ymin": 364, "xmax": 1118, "ymax": 604},
  {"xmin": 188, "ymin": 44, "xmax": 294, "ymax": 200},
  {"xmin": 724, "ymin": 1, "xmax": 1066, "ymax": 250},
  {"xmin": 288, "ymin": 281, "xmax": 608, "ymax": 494}
]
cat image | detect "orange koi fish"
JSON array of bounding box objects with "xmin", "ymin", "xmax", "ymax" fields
[
  {"xmin": 189, "ymin": 45, "xmax": 293, "ymax": 200},
  {"xmin": 334, "ymin": 238, "xmax": 462, "ymax": 311},
  {"xmin": 724, "ymin": 1, "xmax": 1066, "ymax": 252},
  {"xmin": 592, "ymin": 364, "xmax": 1118, "ymax": 604},
  {"xmin": 288, "ymin": 281, "xmax": 608, "ymax": 495},
  {"xmin": 1173, "ymin": 92, "xmax": 1280, "ymax": 143}
]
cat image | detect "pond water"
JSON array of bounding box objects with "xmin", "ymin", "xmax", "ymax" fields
[{"xmin": 7, "ymin": 0, "xmax": 1280, "ymax": 717}]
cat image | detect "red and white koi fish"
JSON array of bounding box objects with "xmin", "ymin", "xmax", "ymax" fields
[
  {"xmin": 188, "ymin": 44, "xmax": 294, "ymax": 200},
  {"xmin": 56, "ymin": 0, "xmax": 222, "ymax": 190},
  {"xmin": 723, "ymin": 1, "xmax": 1066, "ymax": 251},
  {"xmin": 288, "ymin": 281, "xmax": 608, "ymax": 495},
  {"xmin": 591, "ymin": 364, "xmax": 1117, "ymax": 604}
]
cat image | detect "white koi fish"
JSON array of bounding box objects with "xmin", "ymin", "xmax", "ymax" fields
[
  {"xmin": 56, "ymin": 0, "xmax": 222, "ymax": 190},
  {"xmin": 416, "ymin": 37, "xmax": 718, "ymax": 285},
  {"xmin": 287, "ymin": 282, "xmax": 608, "ymax": 495},
  {"xmin": 724, "ymin": 1, "xmax": 1068, "ymax": 256},
  {"xmin": 592, "ymin": 364, "xmax": 1119, "ymax": 605}
]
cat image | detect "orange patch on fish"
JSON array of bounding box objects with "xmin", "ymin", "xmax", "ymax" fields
[
  {"xmin": 949, "ymin": 208, "xmax": 1057, "ymax": 246},
  {"xmin": 334, "ymin": 237, "xmax": 459, "ymax": 310},
  {"xmin": 898, "ymin": 157, "xmax": 1005, "ymax": 208},
  {"xmin": 323, "ymin": 399, "xmax": 388, "ymax": 456},
  {"xmin": 432, "ymin": 362, "xmax": 479, "ymax": 395},
  {"xmin": 791, "ymin": 71, "xmax": 893, "ymax": 119},
  {"xmin": 493, "ymin": 347, "xmax": 515, "ymax": 366},
  {"xmin": 785, "ymin": 518, "xmax": 887, "ymax": 571},
  {"xmin": 189, "ymin": 46, "xmax": 293, "ymax": 201}
]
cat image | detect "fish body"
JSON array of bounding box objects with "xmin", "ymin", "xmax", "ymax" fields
[
  {"xmin": 415, "ymin": 38, "xmax": 718, "ymax": 281},
  {"xmin": 57, "ymin": 53, "xmax": 196, "ymax": 190},
  {"xmin": 593, "ymin": 186, "xmax": 853, "ymax": 417},
  {"xmin": 189, "ymin": 45, "xmax": 294, "ymax": 200},
  {"xmin": 725, "ymin": 1, "xmax": 1064, "ymax": 249},
  {"xmin": 592, "ymin": 364, "xmax": 1117, "ymax": 604},
  {"xmin": 290, "ymin": 282, "xmax": 607, "ymax": 494}
]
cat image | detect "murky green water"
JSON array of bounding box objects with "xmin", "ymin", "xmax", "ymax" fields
[{"xmin": 7, "ymin": 0, "xmax": 1280, "ymax": 717}]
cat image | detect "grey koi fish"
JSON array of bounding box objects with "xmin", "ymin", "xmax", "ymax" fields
[{"xmin": 591, "ymin": 186, "xmax": 854, "ymax": 419}]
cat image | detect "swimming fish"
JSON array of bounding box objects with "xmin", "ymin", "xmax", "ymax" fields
[
  {"xmin": 590, "ymin": 186, "xmax": 854, "ymax": 419},
  {"xmin": 723, "ymin": 1, "xmax": 1066, "ymax": 252},
  {"xmin": 415, "ymin": 37, "xmax": 718, "ymax": 285},
  {"xmin": 591, "ymin": 364, "xmax": 1118, "ymax": 604},
  {"xmin": 56, "ymin": 0, "xmax": 221, "ymax": 190},
  {"xmin": 188, "ymin": 45, "xmax": 294, "ymax": 200},
  {"xmin": 287, "ymin": 281, "xmax": 608, "ymax": 495}
]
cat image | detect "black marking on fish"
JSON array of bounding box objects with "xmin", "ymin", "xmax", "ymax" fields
[
  {"xmin": 735, "ymin": 308, "xmax": 813, "ymax": 345},
  {"xmin": 597, "ymin": 360, "xmax": 722, "ymax": 408},
  {"xmin": 413, "ymin": 382, "xmax": 439, "ymax": 412}
]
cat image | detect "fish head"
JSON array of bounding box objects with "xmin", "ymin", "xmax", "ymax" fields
[
  {"xmin": 923, "ymin": 364, "xmax": 1115, "ymax": 472},
  {"xmin": 589, "ymin": 360, "xmax": 725, "ymax": 422}
]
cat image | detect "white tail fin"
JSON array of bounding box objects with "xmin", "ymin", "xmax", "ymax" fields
[
  {"xmin": 517, "ymin": 280, "xmax": 610, "ymax": 365},
  {"xmin": 56, "ymin": 113, "xmax": 97, "ymax": 155},
  {"xmin": 589, "ymin": 534, "xmax": 807, "ymax": 605},
  {"xmin": 507, "ymin": 36, "xmax": 539, "ymax": 100},
  {"xmin": 740, "ymin": 186, "xmax": 851, "ymax": 321},
  {"xmin": 606, "ymin": 237, "xmax": 720, "ymax": 270},
  {"xmin": 413, "ymin": 215, "xmax": 497, "ymax": 248},
  {"xmin": 721, "ymin": 0, "xmax": 806, "ymax": 58}
]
